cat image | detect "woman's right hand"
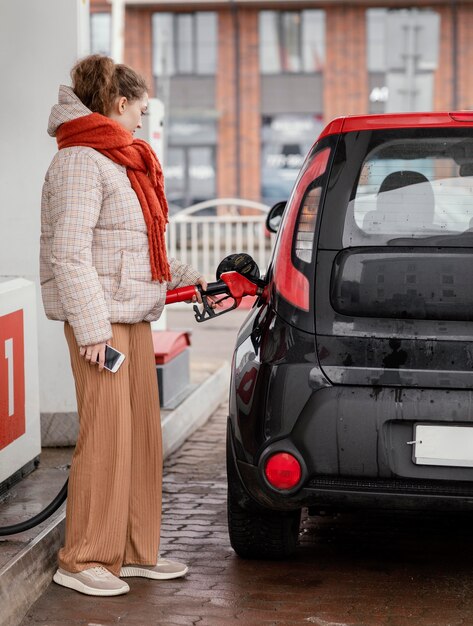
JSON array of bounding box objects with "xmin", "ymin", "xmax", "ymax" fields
[
  {"xmin": 194, "ymin": 278, "xmax": 219, "ymax": 308},
  {"xmin": 79, "ymin": 341, "xmax": 109, "ymax": 371}
]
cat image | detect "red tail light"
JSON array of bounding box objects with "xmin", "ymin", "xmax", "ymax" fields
[
  {"xmin": 273, "ymin": 147, "xmax": 331, "ymax": 311},
  {"xmin": 264, "ymin": 452, "xmax": 302, "ymax": 490}
]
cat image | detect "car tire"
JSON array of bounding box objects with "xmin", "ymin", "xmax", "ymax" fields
[{"xmin": 226, "ymin": 427, "xmax": 301, "ymax": 559}]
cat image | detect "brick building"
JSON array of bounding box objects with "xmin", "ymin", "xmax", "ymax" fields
[{"xmin": 90, "ymin": 0, "xmax": 473, "ymax": 208}]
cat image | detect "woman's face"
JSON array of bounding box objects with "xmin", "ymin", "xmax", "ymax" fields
[{"xmin": 110, "ymin": 93, "xmax": 149, "ymax": 134}]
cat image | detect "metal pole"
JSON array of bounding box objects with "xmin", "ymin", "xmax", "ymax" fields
[{"xmin": 111, "ymin": 0, "xmax": 125, "ymax": 63}]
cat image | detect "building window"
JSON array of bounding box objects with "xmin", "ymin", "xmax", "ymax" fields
[
  {"xmin": 164, "ymin": 119, "xmax": 217, "ymax": 208},
  {"xmin": 165, "ymin": 146, "xmax": 216, "ymax": 209},
  {"xmin": 366, "ymin": 8, "xmax": 440, "ymax": 113},
  {"xmin": 259, "ymin": 10, "xmax": 325, "ymax": 74},
  {"xmin": 90, "ymin": 13, "xmax": 111, "ymax": 56},
  {"xmin": 261, "ymin": 114, "xmax": 324, "ymax": 205},
  {"xmin": 152, "ymin": 12, "xmax": 217, "ymax": 76},
  {"xmin": 176, "ymin": 14, "xmax": 193, "ymax": 74},
  {"xmin": 367, "ymin": 9, "xmax": 386, "ymax": 74},
  {"xmin": 196, "ymin": 13, "xmax": 217, "ymax": 74}
]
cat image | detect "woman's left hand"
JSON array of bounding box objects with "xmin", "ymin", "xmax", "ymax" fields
[{"xmin": 79, "ymin": 340, "xmax": 109, "ymax": 371}]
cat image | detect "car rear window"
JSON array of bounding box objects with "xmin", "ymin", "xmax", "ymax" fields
[{"xmin": 340, "ymin": 129, "xmax": 473, "ymax": 247}]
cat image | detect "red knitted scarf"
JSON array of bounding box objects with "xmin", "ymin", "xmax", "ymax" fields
[{"xmin": 56, "ymin": 112, "xmax": 171, "ymax": 282}]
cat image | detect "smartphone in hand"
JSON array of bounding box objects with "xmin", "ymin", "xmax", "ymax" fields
[{"xmin": 97, "ymin": 345, "xmax": 126, "ymax": 373}]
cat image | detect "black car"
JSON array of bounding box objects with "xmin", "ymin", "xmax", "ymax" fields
[{"xmin": 227, "ymin": 111, "xmax": 473, "ymax": 559}]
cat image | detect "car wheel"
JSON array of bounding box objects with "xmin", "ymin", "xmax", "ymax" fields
[{"xmin": 226, "ymin": 427, "xmax": 301, "ymax": 559}]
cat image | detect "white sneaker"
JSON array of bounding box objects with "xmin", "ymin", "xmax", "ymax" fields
[
  {"xmin": 53, "ymin": 566, "xmax": 130, "ymax": 596},
  {"xmin": 120, "ymin": 558, "xmax": 188, "ymax": 580}
]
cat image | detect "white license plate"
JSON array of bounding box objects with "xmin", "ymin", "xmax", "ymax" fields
[{"xmin": 412, "ymin": 424, "xmax": 473, "ymax": 467}]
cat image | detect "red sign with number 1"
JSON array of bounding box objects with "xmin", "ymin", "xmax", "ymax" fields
[{"xmin": 0, "ymin": 309, "xmax": 25, "ymax": 451}]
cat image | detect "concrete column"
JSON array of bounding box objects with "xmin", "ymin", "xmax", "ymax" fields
[{"xmin": 0, "ymin": 0, "xmax": 90, "ymax": 414}]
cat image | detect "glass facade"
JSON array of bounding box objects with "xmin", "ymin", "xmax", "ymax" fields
[
  {"xmin": 90, "ymin": 13, "xmax": 111, "ymax": 56},
  {"xmin": 165, "ymin": 145, "xmax": 216, "ymax": 210},
  {"xmin": 261, "ymin": 114, "xmax": 324, "ymax": 206},
  {"xmin": 152, "ymin": 12, "xmax": 217, "ymax": 209},
  {"xmin": 152, "ymin": 12, "xmax": 217, "ymax": 76},
  {"xmin": 259, "ymin": 10, "xmax": 325, "ymax": 204},
  {"xmin": 367, "ymin": 9, "xmax": 386, "ymax": 74},
  {"xmin": 196, "ymin": 13, "xmax": 217, "ymax": 74},
  {"xmin": 367, "ymin": 8, "xmax": 440, "ymax": 113},
  {"xmin": 259, "ymin": 10, "xmax": 325, "ymax": 74},
  {"xmin": 164, "ymin": 119, "xmax": 217, "ymax": 209}
]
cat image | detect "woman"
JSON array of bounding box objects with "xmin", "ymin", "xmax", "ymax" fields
[{"xmin": 40, "ymin": 55, "xmax": 206, "ymax": 596}]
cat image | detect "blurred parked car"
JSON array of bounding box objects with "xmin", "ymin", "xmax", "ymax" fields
[{"xmin": 227, "ymin": 111, "xmax": 473, "ymax": 559}]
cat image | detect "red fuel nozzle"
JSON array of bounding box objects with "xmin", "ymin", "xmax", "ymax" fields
[
  {"xmin": 219, "ymin": 271, "xmax": 260, "ymax": 299},
  {"xmin": 164, "ymin": 271, "xmax": 263, "ymax": 322}
]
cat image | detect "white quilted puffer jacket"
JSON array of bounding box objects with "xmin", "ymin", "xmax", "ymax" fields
[{"xmin": 40, "ymin": 86, "xmax": 201, "ymax": 346}]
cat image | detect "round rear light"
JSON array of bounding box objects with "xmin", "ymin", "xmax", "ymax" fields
[{"xmin": 264, "ymin": 452, "xmax": 302, "ymax": 490}]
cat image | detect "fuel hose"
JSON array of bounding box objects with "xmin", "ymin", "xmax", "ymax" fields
[{"xmin": 0, "ymin": 479, "xmax": 68, "ymax": 536}]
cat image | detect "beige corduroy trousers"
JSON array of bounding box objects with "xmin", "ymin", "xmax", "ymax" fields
[{"xmin": 59, "ymin": 322, "xmax": 162, "ymax": 577}]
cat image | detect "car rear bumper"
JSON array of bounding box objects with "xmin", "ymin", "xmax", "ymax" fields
[{"xmin": 236, "ymin": 456, "xmax": 473, "ymax": 512}]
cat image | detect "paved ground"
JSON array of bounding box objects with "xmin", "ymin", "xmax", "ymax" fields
[{"xmin": 21, "ymin": 399, "xmax": 473, "ymax": 626}]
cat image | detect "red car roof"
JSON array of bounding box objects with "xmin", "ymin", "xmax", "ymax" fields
[{"xmin": 319, "ymin": 111, "xmax": 473, "ymax": 139}]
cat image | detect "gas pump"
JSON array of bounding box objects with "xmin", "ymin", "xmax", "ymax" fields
[{"xmin": 0, "ymin": 279, "xmax": 41, "ymax": 497}]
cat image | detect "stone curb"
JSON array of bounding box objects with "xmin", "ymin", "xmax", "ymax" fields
[
  {"xmin": 0, "ymin": 361, "xmax": 230, "ymax": 626},
  {"xmin": 0, "ymin": 515, "xmax": 64, "ymax": 626}
]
